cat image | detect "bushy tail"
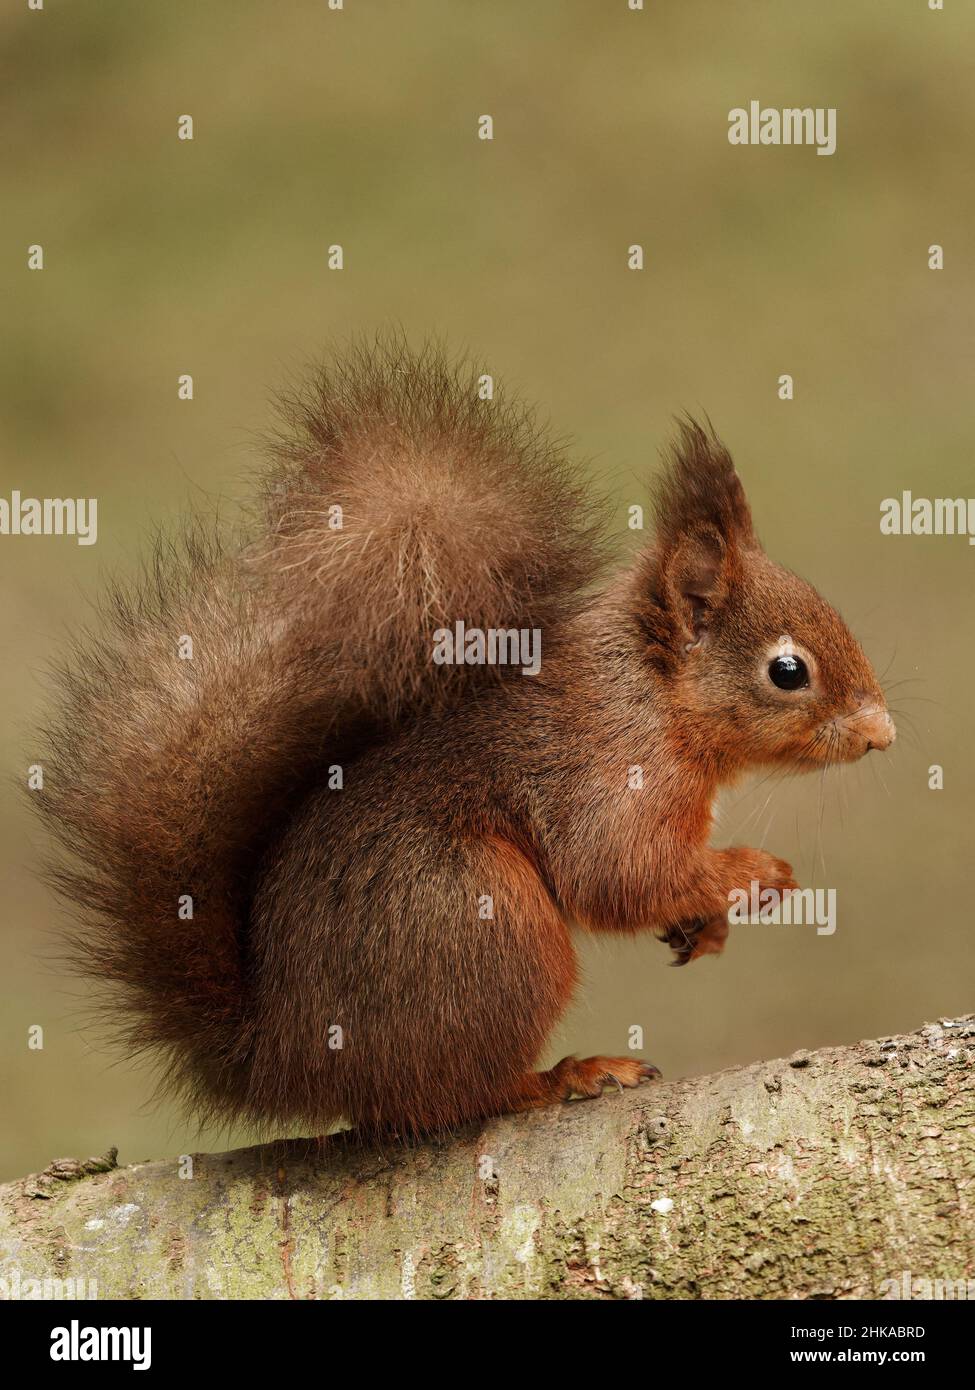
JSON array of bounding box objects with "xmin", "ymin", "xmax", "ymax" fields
[{"xmin": 32, "ymin": 336, "xmax": 607, "ymax": 1122}]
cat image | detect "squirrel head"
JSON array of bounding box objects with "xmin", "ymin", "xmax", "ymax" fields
[{"xmin": 636, "ymin": 419, "xmax": 894, "ymax": 769}]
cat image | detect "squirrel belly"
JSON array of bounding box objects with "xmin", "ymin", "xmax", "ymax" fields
[{"xmin": 32, "ymin": 336, "xmax": 893, "ymax": 1138}]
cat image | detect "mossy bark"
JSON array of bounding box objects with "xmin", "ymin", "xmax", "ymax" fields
[{"xmin": 2, "ymin": 1016, "xmax": 973, "ymax": 1300}]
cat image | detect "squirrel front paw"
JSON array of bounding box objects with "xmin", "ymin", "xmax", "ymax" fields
[
  {"xmin": 664, "ymin": 915, "xmax": 728, "ymax": 965},
  {"xmin": 663, "ymin": 849, "xmax": 799, "ymax": 964}
]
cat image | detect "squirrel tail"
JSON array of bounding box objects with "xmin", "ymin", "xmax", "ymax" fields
[{"xmin": 31, "ymin": 336, "xmax": 607, "ymax": 1123}]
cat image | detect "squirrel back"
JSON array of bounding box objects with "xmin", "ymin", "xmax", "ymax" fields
[{"xmin": 33, "ymin": 338, "xmax": 606, "ymax": 1124}]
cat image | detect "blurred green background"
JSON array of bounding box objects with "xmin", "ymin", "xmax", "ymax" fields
[{"xmin": 2, "ymin": 0, "xmax": 972, "ymax": 1181}]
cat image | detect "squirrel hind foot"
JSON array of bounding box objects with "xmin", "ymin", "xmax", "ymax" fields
[{"xmin": 508, "ymin": 1055, "xmax": 661, "ymax": 1110}]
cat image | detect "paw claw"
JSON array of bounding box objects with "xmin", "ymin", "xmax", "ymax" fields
[{"xmin": 663, "ymin": 914, "xmax": 728, "ymax": 964}]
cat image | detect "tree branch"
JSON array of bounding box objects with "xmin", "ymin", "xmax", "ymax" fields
[{"xmin": 2, "ymin": 1016, "xmax": 973, "ymax": 1300}]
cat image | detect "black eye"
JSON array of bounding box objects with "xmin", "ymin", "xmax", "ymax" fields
[{"xmin": 768, "ymin": 655, "xmax": 809, "ymax": 691}]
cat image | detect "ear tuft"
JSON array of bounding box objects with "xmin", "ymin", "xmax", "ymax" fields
[
  {"xmin": 653, "ymin": 417, "xmax": 756, "ymax": 551},
  {"xmin": 637, "ymin": 418, "xmax": 757, "ymax": 660}
]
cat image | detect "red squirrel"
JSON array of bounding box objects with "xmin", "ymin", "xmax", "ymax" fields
[{"xmin": 34, "ymin": 338, "xmax": 895, "ymax": 1139}]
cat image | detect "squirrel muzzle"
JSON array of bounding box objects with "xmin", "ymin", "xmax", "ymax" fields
[{"xmin": 837, "ymin": 702, "xmax": 896, "ymax": 758}]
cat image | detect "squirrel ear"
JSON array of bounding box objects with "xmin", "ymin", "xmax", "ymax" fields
[
  {"xmin": 653, "ymin": 417, "xmax": 756, "ymax": 552},
  {"xmin": 641, "ymin": 419, "xmax": 754, "ymax": 654},
  {"xmin": 663, "ymin": 524, "xmax": 729, "ymax": 646}
]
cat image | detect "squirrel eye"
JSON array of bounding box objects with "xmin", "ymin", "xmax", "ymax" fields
[{"xmin": 768, "ymin": 654, "xmax": 809, "ymax": 691}]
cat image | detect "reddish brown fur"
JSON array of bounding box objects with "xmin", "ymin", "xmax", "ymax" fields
[{"xmin": 31, "ymin": 340, "xmax": 893, "ymax": 1139}]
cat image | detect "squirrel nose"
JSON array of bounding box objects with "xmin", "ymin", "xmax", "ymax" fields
[{"xmin": 855, "ymin": 704, "xmax": 896, "ymax": 752}]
